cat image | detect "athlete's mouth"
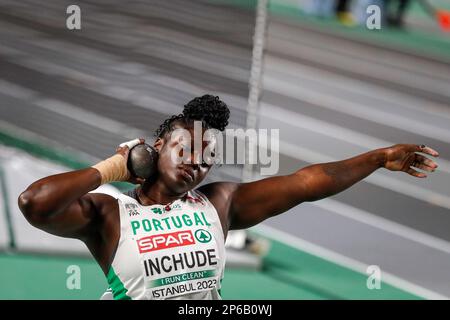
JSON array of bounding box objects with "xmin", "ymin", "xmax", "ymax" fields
[{"xmin": 179, "ymin": 167, "xmax": 195, "ymax": 182}]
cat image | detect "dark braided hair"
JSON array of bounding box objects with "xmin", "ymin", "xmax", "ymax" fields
[{"xmin": 155, "ymin": 95, "xmax": 230, "ymax": 138}]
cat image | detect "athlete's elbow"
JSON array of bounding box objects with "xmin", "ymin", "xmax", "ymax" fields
[
  {"xmin": 292, "ymin": 170, "xmax": 318, "ymax": 202},
  {"xmin": 18, "ymin": 189, "xmax": 50, "ymax": 226},
  {"xmin": 18, "ymin": 189, "xmax": 33, "ymax": 214}
]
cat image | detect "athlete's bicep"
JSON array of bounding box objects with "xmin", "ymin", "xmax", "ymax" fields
[
  {"xmin": 229, "ymin": 174, "xmax": 309, "ymax": 230},
  {"xmin": 26, "ymin": 193, "xmax": 113, "ymax": 241}
]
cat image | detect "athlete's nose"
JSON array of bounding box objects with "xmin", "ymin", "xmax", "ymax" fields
[{"xmin": 190, "ymin": 149, "xmax": 202, "ymax": 167}]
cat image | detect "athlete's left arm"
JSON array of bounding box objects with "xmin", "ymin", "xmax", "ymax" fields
[{"xmin": 225, "ymin": 144, "xmax": 439, "ymax": 230}]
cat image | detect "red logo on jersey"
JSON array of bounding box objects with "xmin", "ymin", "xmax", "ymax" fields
[
  {"xmin": 137, "ymin": 230, "xmax": 195, "ymax": 253},
  {"xmin": 186, "ymin": 195, "xmax": 205, "ymax": 205}
]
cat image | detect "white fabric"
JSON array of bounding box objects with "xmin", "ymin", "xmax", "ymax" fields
[
  {"xmin": 119, "ymin": 138, "xmax": 141, "ymax": 149},
  {"xmin": 107, "ymin": 189, "xmax": 226, "ymax": 300}
]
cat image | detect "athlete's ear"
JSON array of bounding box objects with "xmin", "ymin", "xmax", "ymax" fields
[{"xmin": 153, "ymin": 137, "xmax": 163, "ymax": 153}]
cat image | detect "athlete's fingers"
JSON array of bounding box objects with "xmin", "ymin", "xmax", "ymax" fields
[
  {"xmin": 119, "ymin": 138, "xmax": 142, "ymax": 149},
  {"xmin": 413, "ymin": 154, "xmax": 438, "ymax": 171},
  {"xmin": 415, "ymin": 144, "xmax": 439, "ymax": 157},
  {"xmin": 412, "ymin": 162, "xmax": 435, "ymax": 172},
  {"xmin": 407, "ymin": 167, "xmax": 427, "ymax": 178}
]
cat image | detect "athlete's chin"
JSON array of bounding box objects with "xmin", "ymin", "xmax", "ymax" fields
[{"xmin": 168, "ymin": 175, "xmax": 196, "ymax": 193}]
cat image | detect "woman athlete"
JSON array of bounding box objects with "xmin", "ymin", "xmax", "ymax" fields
[{"xmin": 18, "ymin": 95, "xmax": 439, "ymax": 300}]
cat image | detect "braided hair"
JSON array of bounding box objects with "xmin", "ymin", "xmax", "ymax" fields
[{"xmin": 155, "ymin": 95, "xmax": 230, "ymax": 138}]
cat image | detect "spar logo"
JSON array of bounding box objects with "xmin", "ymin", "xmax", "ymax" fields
[
  {"xmin": 137, "ymin": 230, "xmax": 195, "ymax": 253},
  {"xmin": 194, "ymin": 229, "xmax": 212, "ymax": 243}
]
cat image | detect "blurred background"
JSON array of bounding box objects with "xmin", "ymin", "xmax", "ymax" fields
[{"xmin": 0, "ymin": 0, "xmax": 449, "ymax": 299}]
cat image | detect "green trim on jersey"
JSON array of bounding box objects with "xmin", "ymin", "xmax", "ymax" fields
[
  {"xmin": 107, "ymin": 267, "xmax": 132, "ymax": 300},
  {"xmin": 218, "ymin": 278, "xmax": 223, "ymax": 297}
]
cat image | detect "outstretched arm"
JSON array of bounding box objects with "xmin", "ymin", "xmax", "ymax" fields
[{"xmin": 225, "ymin": 144, "xmax": 439, "ymax": 230}]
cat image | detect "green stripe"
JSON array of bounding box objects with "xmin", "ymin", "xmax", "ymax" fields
[
  {"xmin": 222, "ymin": 231, "xmax": 424, "ymax": 300},
  {"xmin": 148, "ymin": 270, "xmax": 216, "ymax": 288},
  {"xmin": 0, "ymin": 164, "xmax": 16, "ymax": 249},
  {"xmin": 0, "ymin": 247, "xmax": 427, "ymax": 299},
  {"xmin": 106, "ymin": 267, "xmax": 132, "ymax": 300},
  {"xmin": 0, "ymin": 130, "xmax": 87, "ymax": 170},
  {"xmin": 218, "ymin": 278, "xmax": 223, "ymax": 297}
]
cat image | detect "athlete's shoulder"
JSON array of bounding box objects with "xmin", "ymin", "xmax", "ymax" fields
[
  {"xmin": 196, "ymin": 181, "xmax": 239, "ymax": 201},
  {"xmin": 196, "ymin": 181, "xmax": 239, "ymax": 228}
]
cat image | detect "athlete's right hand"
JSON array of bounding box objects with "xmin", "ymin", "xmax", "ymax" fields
[{"xmin": 116, "ymin": 138, "xmax": 146, "ymax": 185}]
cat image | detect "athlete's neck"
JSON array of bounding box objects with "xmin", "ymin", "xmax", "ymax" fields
[{"xmin": 138, "ymin": 180, "xmax": 187, "ymax": 206}]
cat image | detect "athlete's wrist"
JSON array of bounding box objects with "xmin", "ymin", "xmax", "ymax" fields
[
  {"xmin": 371, "ymin": 148, "xmax": 387, "ymax": 168},
  {"xmin": 92, "ymin": 153, "xmax": 130, "ymax": 185}
]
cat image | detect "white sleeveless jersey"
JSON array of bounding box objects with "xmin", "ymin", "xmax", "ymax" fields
[{"xmin": 106, "ymin": 188, "xmax": 226, "ymax": 300}]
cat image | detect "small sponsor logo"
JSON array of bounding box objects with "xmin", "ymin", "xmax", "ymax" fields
[
  {"xmin": 151, "ymin": 208, "xmax": 163, "ymax": 215},
  {"xmin": 194, "ymin": 229, "xmax": 212, "ymax": 243},
  {"xmin": 125, "ymin": 203, "xmax": 140, "ymax": 216},
  {"xmin": 149, "ymin": 203, "xmax": 182, "ymax": 215},
  {"xmin": 137, "ymin": 230, "xmax": 195, "ymax": 253}
]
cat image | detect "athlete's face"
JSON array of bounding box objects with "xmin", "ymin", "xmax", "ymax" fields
[{"xmin": 153, "ymin": 123, "xmax": 217, "ymax": 194}]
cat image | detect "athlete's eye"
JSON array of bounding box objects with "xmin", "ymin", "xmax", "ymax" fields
[
  {"xmin": 179, "ymin": 143, "xmax": 192, "ymax": 158},
  {"xmin": 201, "ymin": 160, "xmax": 212, "ymax": 168}
]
